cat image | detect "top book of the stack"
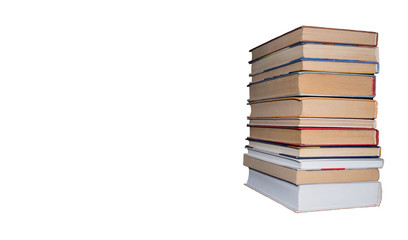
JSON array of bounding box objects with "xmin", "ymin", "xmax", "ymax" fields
[{"xmin": 250, "ymin": 26, "xmax": 378, "ymax": 61}]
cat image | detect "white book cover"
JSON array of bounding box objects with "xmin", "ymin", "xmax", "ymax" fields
[
  {"xmin": 246, "ymin": 169, "xmax": 382, "ymax": 212},
  {"xmin": 247, "ymin": 149, "xmax": 384, "ymax": 170}
]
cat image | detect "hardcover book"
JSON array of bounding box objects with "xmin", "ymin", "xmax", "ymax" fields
[
  {"xmin": 243, "ymin": 154, "xmax": 380, "ymax": 185},
  {"xmin": 251, "ymin": 60, "xmax": 378, "ymax": 81},
  {"xmin": 248, "ymin": 126, "xmax": 379, "ymax": 146},
  {"xmin": 249, "ymin": 72, "xmax": 375, "ymax": 101},
  {"xmin": 246, "ymin": 169, "xmax": 381, "ymax": 212},
  {"xmin": 248, "ymin": 117, "xmax": 376, "ymax": 128},
  {"xmin": 247, "ymin": 139, "xmax": 381, "ymax": 158},
  {"xmin": 250, "ymin": 43, "xmax": 379, "ymax": 76},
  {"xmin": 249, "ymin": 97, "xmax": 377, "ymax": 119},
  {"xmin": 246, "ymin": 148, "xmax": 384, "ymax": 170},
  {"xmin": 250, "ymin": 26, "xmax": 378, "ymax": 60}
]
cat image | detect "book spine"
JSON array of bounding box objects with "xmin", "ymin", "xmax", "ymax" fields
[
  {"xmin": 375, "ymin": 129, "xmax": 379, "ymax": 145},
  {"xmin": 374, "ymin": 100, "xmax": 378, "ymax": 119},
  {"xmin": 372, "ymin": 76, "xmax": 376, "ymax": 96}
]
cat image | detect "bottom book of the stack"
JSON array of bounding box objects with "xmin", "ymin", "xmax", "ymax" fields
[{"xmin": 246, "ymin": 169, "xmax": 382, "ymax": 212}]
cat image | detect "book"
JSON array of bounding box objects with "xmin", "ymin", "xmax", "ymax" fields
[
  {"xmin": 243, "ymin": 155, "xmax": 380, "ymax": 185},
  {"xmin": 247, "ymin": 139, "xmax": 381, "ymax": 158},
  {"xmin": 246, "ymin": 148, "xmax": 384, "ymax": 170},
  {"xmin": 249, "ymin": 72, "xmax": 375, "ymax": 101},
  {"xmin": 249, "ymin": 97, "xmax": 377, "ymax": 119},
  {"xmin": 250, "ymin": 26, "xmax": 378, "ymax": 60},
  {"xmin": 251, "ymin": 60, "xmax": 378, "ymax": 81},
  {"xmin": 245, "ymin": 169, "xmax": 381, "ymax": 212},
  {"xmin": 250, "ymin": 43, "xmax": 379, "ymax": 76},
  {"xmin": 248, "ymin": 117, "xmax": 376, "ymax": 128},
  {"xmin": 248, "ymin": 126, "xmax": 379, "ymax": 146}
]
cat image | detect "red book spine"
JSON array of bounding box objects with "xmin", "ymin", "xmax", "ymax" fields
[
  {"xmin": 375, "ymin": 129, "xmax": 379, "ymax": 145},
  {"xmin": 372, "ymin": 76, "xmax": 376, "ymax": 96}
]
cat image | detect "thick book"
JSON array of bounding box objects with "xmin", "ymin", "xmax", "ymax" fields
[
  {"xmin": 245, "ymin": 148, "xmax": 384, "ymax": 170},
  {"xmin": 250, "ymin": 26, "xmax": 378, "ymax": 60},
  {"xmin": 243, "ymin": 155, "xmax": 380, "ymax": 185},
  {"xmin": 248, "ymin": 72, "xmax": 375, "ymax": 101},
  {"xmin": 250, "ymin": 43, "xmax": 379, "ymax": 76},
  {"xmin": 248, "ymin": 126, "xmax": 379, "ymax": 146},
  {"xmin": 249, "ymin": 97, "xmax": 377, "ymax": 119},
  {"xmin": 247, "ymin": 139, "xmax": 381, "ymax": 158},
  {"xmin": 251, "ymin": 60, "xmax": 378, "ymax": 82},
  {"xmin": 248, "ymin": 117, "xmax": 376, "ymax": 128},
  {"xmin": 245, "ymin": 169, "xmax": 381, "ymax": 212}
]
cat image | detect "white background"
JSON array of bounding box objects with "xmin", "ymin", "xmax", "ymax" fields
[{"xmin": 0, "ymin": 0, "xmax": 406, "ymax": 239}]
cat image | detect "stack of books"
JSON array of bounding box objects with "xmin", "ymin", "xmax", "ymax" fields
[{"xmin": 244, "ymin": 26, "xmax": 383, "ymax": 212}]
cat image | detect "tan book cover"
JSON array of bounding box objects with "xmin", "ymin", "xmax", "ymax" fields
[
  {"xmin": 250, "ymin": 43, "xmax": 378, "ymax": 75},
  {"xmin": 248, "ymin": 126, "xmax": 379, "ymax": 146},
  {"xmin": 248, "ymin": 118, "xmax": 376, "ymax": 128},
  {"xmin": 250, "ymin": 26, "xmax": 378, "ymax": 60},
  {"xmin": 249, "ymin": 97, "xmax": 377, "ymax": 119},
  {"xmin": 243, "ymin": 155, "xmax": 379, "ymax": 185},
  {"xmin": 249, "ymin": 72, "xmax": 375, "ymax": 101},
  {"xmin": 251, "ymin": 60, "xmax": 378, "ymax": 81}
]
